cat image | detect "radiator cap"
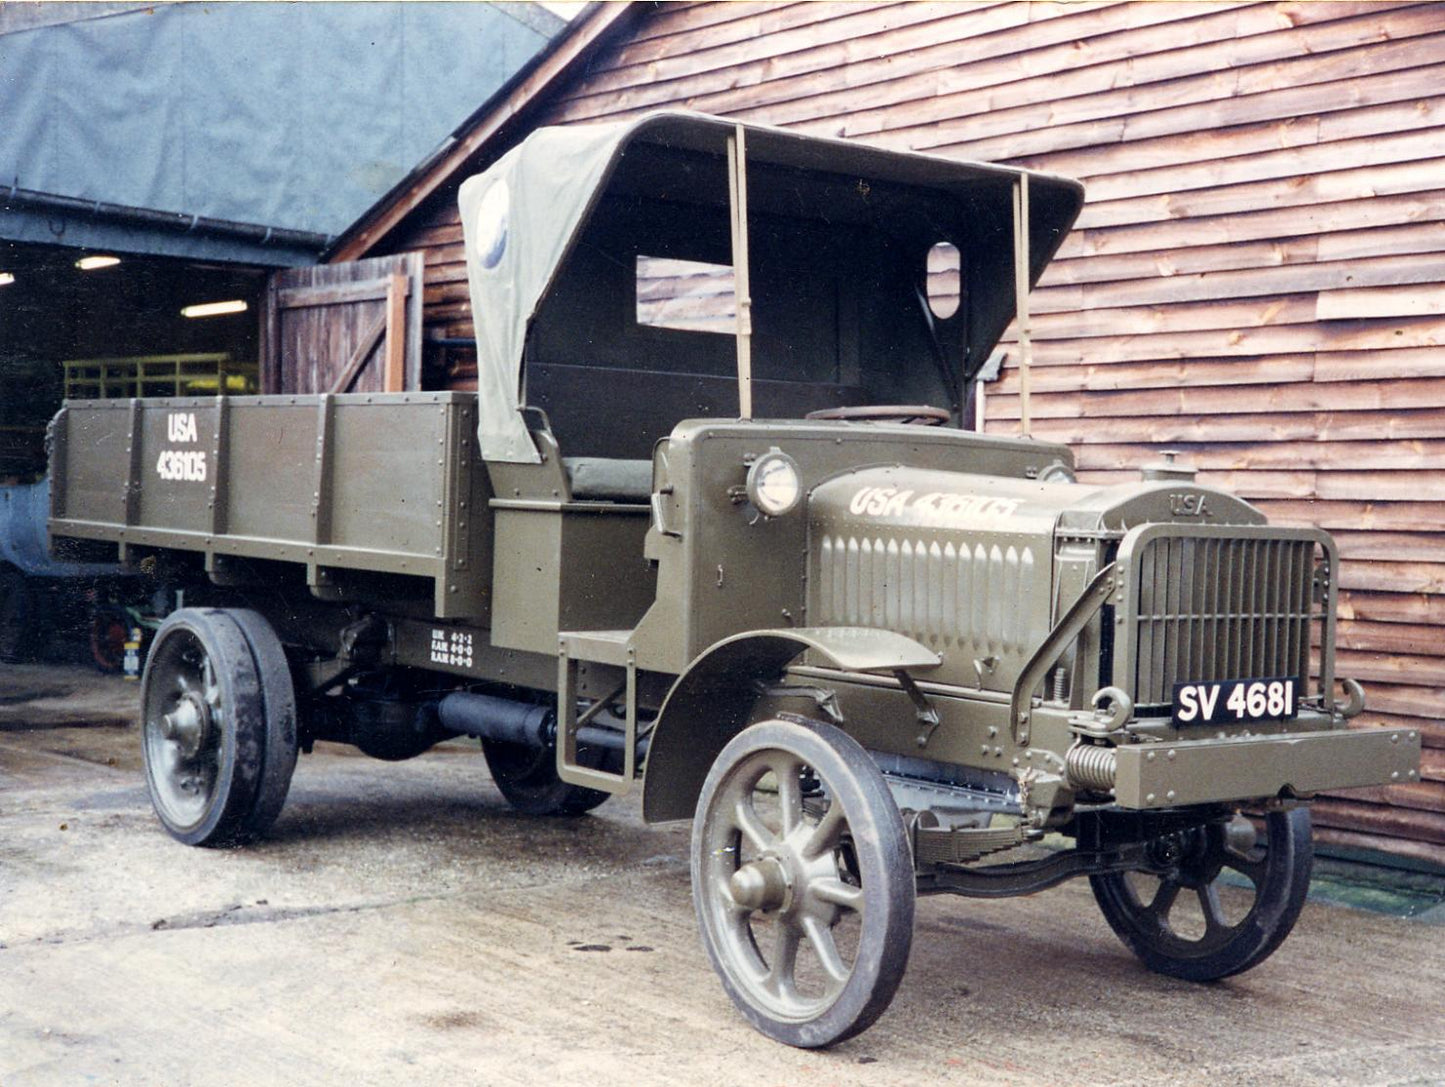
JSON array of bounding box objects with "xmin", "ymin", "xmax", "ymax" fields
[{"xmin": 1142, "ymin": 449, "xmax": 1198, "ymax": 482}]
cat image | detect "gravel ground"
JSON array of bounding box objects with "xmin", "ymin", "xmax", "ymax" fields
[{"xmin": 1, "ymin": 663, "xmax": 1442, "ymax": 1086}]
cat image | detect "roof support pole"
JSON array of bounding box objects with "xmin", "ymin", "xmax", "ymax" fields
[
  {"xmin": 727, "ymin": 126, "xmax": 754, "ymax": 420},
  {"xmin": 1012, "ymin": 174, "xmax": 1033, "ymax": 438}
]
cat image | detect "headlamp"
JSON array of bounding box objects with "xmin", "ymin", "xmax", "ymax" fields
[{"xmin": 745, "ymin": 449, "xmax": 801, "ymax": 517}]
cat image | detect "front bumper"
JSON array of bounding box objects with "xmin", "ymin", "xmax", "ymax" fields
[{"xmin": 1108, "ymin": 725, "xmax": 1421, "ymax": 809}]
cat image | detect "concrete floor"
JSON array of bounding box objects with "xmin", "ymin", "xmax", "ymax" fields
[{"xmin": 1, "ymin": 663, "xmax": 1442, "ymax": 1086}]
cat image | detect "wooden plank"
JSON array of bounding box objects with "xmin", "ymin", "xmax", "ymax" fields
[
  {"xmin": 985, "ymin": 384, "xmax": 1445, "ymax": 422},
  {"xmin": 1332, "ymin": 532, "xmax": 1445, "ymax": 564},
  {"xmin": 1024, "ymin": 293, "xmax": 1322, "ymax": 333},
  {"xmin": 1311, "ymin": 826, "xmax": 1445, "ymax": 867},
  {"xmin": 1329, "ymin": 650, "xmax": 1445, "ymax": 682},
  {"xmin": 277, "ymin": 278, "xmax": 395, "ymax": 310},
  {"xmin": 1334, "ymin": 620, "xmax": 1445, "ymax": 656},
  {"xmin": 1334, "ymin": 561, "xmax": 1445, "ymax": 596},
  {"xmin": 1310, "ymin": 798, "xmax": 1445, "ymax": 845},
  {"xmin": 1257, "ymin": 500, "xmax": 1445, "ymax": 534},
  {"xmin": 924, "ymin": 38, "xmax": 1445, "ymax": 167},
  {"xmin": 1077, "ymin": 156, "xmax": 1445, "ymax": 230},
  {"xmin": 1424, "ymin": 747, "xmax": 1445, "ymax": 782},
  {"xmin": 615, "ymin": 1, "xmax": 871, "ymax": 56},
  {"xmin": 1354, "ymin": 713, "xmax": 1445, "ymax": 748},
  {"xmin": 1330, "ymin": 780, "xmax": 1445, "ymax": 816},
  {"xmin": 1021, "ymin": 408, "xmax": 1445, "ymax": 446},
  {"xmin": 597, "ymin": 0, "xmax": 962, "ymax": 77},
  {"xmin": 1016, "ymin": 71, "xmax": 1445, "ymax": 179},
  {"xmin": 994, "ymin": 356, "xmax": 1317, "ymax": 395},
  {"xmin": 1064, "ymin": 440, "xmax": 1445, "ymax": 474},
  {"xmin": 262, "ymin": 277, "xmax": 281, "ymax": 395},
  {"xmin": 383, "ymin": 273, "xmax": 408, "ymax": 394},
  {"xmin": 1338, "ymin": 591, "xmax": 1445, "ymax": 626},
  {"xmin": 1319, "ymin": 284, "xmax": 1445, "ymax": 321},
  {"xmin": 563, "ymin": 1, "xmax": 1034, "ymax": 109},
  {"xmin": 422, "ymin": 280, "xmax": 472, "ymax": 307},
  {"xmin": 1356, "ymin": 683, "xmax": 1445, "ymax": 728},
  {"xmin": 424, "ymin": 261, "xmax": 470, "ymax": 287},
  {"xmin": 1017, "ymin": 316, "xmax": 1443, "ymax": 368},
  {"xmin": 327, "ymin": 313, "xmax": 387, "ymax": 395},
  {"xmin": 328, "ymin": 1, "xmax": 641, "ymax": 263},
  {"xmin": 560, "ymin": 1, "xmax": 1382, "ymax": 133},
  {"xmin": 1047, "ymin": 221, "xmax": 1445, "ymax": 289},
  {"xmin": 552, "ymin": 2, "xmax": 1282, "ymax": 126},
  {"xmin": 1315, "ymin": 346, "xmax": 1445, "ymax": 384},
  {"xmin": 1030, "ymin": 250, "xmax": 1445, "ymax": 315},
  {"xmin": 1060, "ymin": 190, "xmax": 1445, "ymax": 262},
  {"xmin": 1065, "ymin": 466, "xmax": 1445, "ymax": 504},
  {"xmin": 990, "ymin": 365, "xmax": 1445, "ymax": 409}
]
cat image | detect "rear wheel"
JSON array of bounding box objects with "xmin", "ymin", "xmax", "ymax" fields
[
  {"xmin": 228, "ymin": 609, "xmax": 299, "ymax": 839},
  {"xmin": 692, "ymin": 719, "xmax": 915, "ymax": 1048},
  {"xmin": 481, "ymin": 734, "xmax": 610, "ymax": 816},
  {"xmin": 141, "ymin": 608, "xmax": 272, "ymax": 846},
  {"xmin": 1090, "ymin": 808, "xmax": 1313, "ymax": 981}
]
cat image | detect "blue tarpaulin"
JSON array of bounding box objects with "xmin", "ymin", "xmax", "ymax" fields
[{"xmin": 0, "ymin": 2, "xmax": 560, "ymax": 264}]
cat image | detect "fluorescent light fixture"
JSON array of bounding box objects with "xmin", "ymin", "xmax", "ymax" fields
[
  {"xmin": 181, "ymin": 299, "xmax": 248, "ymax": 319},
  {"xmin": 75, "ymin": 254, "xmax": 121, "ymax": 270},
  {"xmin": 0, "ymin": 273, "xmax": 14, "ymax": 287}
]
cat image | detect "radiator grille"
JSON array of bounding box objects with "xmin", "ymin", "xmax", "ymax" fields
[{"xmin": 1131, "ymin": 535, "xmax": 1318, "ymax": 707}]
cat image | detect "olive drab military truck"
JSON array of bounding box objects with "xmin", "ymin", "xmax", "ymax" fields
[{"xmin": 48, "ymin": 112, "xmax": 1421, "ymax": 1048}]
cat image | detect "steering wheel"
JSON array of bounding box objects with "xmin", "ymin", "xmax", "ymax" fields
[{"xmin": 805, "ymin": 404, "xmax": 951, "ymax": 426}]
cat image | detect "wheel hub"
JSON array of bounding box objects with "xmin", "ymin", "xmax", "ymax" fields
[
  {"xmin": 730, "ymin": 856, "xmax": 790, "ymax": 912},
  {"xmin": 161, "ymin": 692, "xmax": 211, "ymax": 759}
]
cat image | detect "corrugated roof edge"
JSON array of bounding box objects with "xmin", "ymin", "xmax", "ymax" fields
[{"xmin": 324, "ymin": 1, "xmax": 638, "ymax": 265}]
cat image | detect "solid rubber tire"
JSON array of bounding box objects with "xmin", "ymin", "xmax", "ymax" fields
[
  {"xmin": 691, "ymin": 718, "xmax": 915, "ymax": 1048},
  {"xmin": 1089, "ymin": 807, "xmax": 1314, "ymax": 982},
  {"xmin": 140, "ymin": 608, "xmax": 267, "ymax": 847},
  {"xmin": 228, "ymin": 608, "xmax": 299, "ymax": 839}
]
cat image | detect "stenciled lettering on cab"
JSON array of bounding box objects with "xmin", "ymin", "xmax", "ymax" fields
[{"xmin": 848, "ymin": 485, "xmax": 1022, "ymax": 527}]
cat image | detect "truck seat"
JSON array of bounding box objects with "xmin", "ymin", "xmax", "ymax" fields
[{"xmin": 563, "ymin": 458, "xmax": 653, "ymax": 502}]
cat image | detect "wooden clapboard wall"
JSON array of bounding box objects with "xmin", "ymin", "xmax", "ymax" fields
[{"xmin": 372, "ymin": 0, "xmax": 1445, "ymax": 867}]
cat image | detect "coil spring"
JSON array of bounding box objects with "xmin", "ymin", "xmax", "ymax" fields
[{"xmin": 1066, "ymin": 743, "xmax": 1118, "ymax": 791}]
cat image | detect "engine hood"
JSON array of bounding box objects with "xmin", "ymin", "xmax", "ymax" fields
[
  {"xmin": 810, "ymin": 465, "xmax": 1265, "ymax": 540},
  {"xmin": 806, "ymin": 464, "xmax": 1267, "ymax": 692}
]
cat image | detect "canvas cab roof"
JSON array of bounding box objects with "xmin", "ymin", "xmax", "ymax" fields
[{"xmin": 458, "ymin": 111, "xmax": 1084, "ymax": 464}]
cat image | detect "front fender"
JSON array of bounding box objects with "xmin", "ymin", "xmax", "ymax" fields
[{"xmin": 641, "ymin": 627, "xmax": 939, "ymax": 823}]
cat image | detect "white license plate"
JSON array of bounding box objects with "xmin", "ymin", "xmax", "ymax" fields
[{"xmin": 1171, "ymin": 676, "xmax": 1300, "ymax": 727}]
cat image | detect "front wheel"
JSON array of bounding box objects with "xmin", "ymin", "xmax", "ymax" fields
[
  {"xmin": 1090, "ymin": 807, "xmax": 1313, "ymax": 981},
  {"xmin": 692, "ymin": 719, "xmax": 915, "ymax": 1048}
]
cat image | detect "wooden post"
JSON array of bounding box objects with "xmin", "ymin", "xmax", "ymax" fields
[
  {"xmin": 727, "ymin": 126, "xmax": 754, "ymax": 420},
  {"xmin": 1012, "ymin": 175, "xmax": 1032, "ymax": 438},
  {"xmin": 383, "ymin": 273, "xmax": 409, "ymax": 393}
]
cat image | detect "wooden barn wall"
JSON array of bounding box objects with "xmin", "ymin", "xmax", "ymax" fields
[{"xmin": 385, "ymin": 0, "xmax": 1445, "ymax": 866}]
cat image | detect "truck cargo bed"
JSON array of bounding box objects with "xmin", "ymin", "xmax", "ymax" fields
[{"xmin": 49, "ymin": 393, "xmax": 490, "ymax": 618}]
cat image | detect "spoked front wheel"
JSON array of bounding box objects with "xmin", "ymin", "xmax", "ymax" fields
[
  {"xmin": 692, "ymin": 718, "xmax": 915, "ymax": 1048},
  {"xmin": 1090, "ymin": 807, "xmax": 1313, "ymax": 981}
]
